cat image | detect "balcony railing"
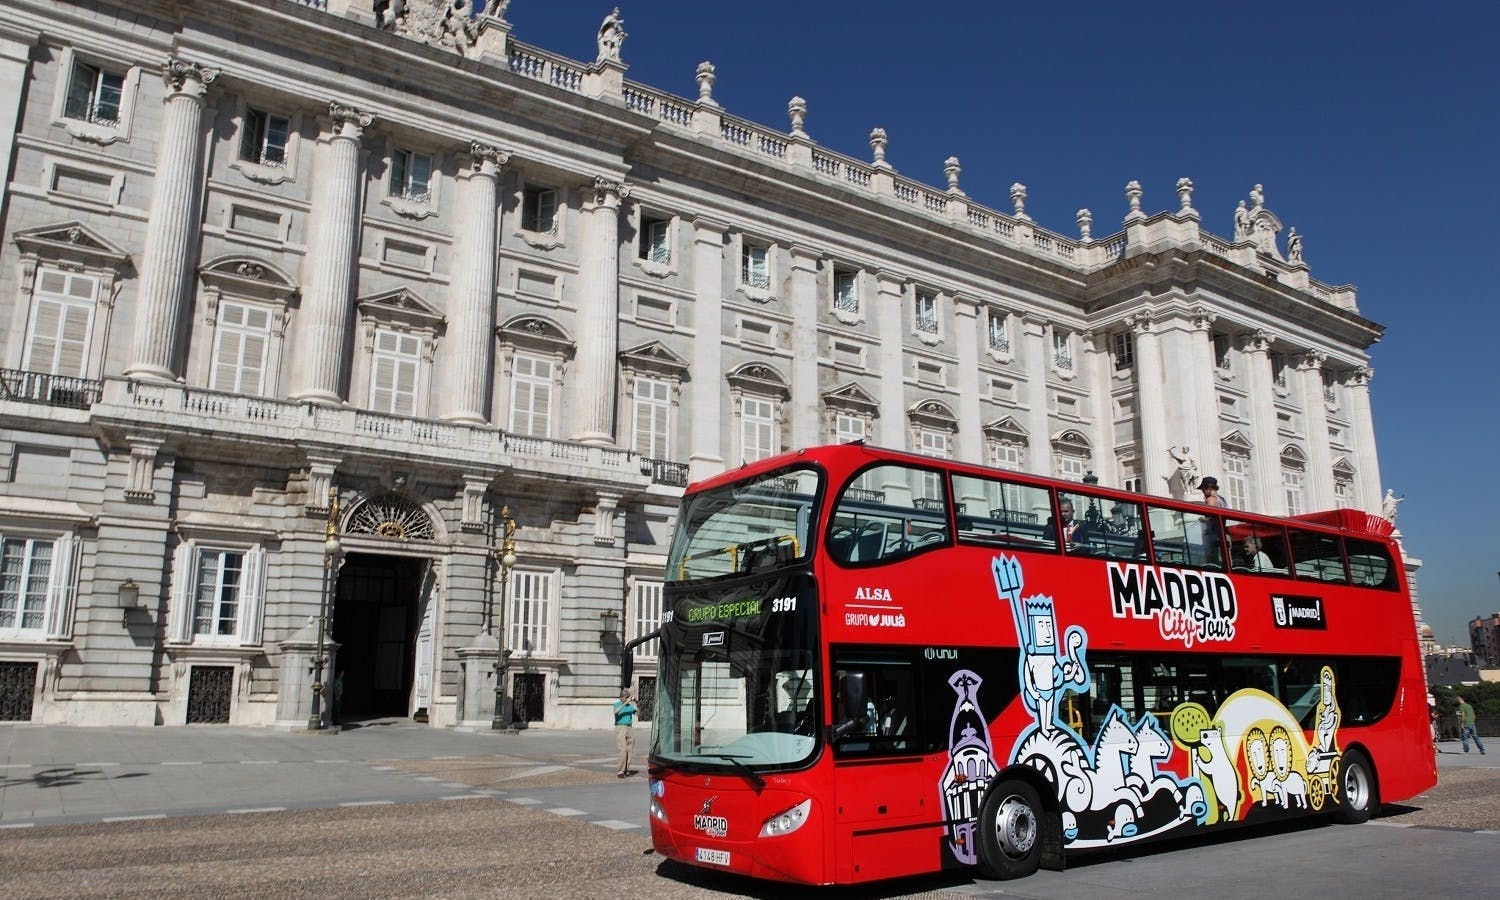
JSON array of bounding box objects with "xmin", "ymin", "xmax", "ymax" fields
[
  {"xmin": 0, "ymin": 368, "xmax": 102, "ymax": 409},
  {"xmin": 639, "ymin": 456, "xmax": 689, "ymax": 487}
]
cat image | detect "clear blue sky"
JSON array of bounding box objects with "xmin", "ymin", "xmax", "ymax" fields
[{"xmin": 499, "ymin": 1, "xmax": 1499, "ymax": 646}]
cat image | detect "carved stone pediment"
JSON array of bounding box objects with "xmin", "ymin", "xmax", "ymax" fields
[
  {"xmin": 498, "ymin": 315, "xmax": 573, "ymax": 354},
  {"xmin": 727, "ymin": 362, "xmax": 789, "ymax": 399},
  {"xmin": 381, "ymin": 0, "xmax": 479, "ymax": 56},
  {"xmin": 199, "ymin": 256, "xmax": 298, "ymax": 302},
  {"xmin": 822, "ymin": 381, "xmax": 879, "ymax": 415},
  {"xmin": 983, "ymin": 416, "xmax": 1028, "ymax": 440},
  {"xmin": 14, "ymin": 221, "xmax": 130, "ymax": 267},
  {"xmin": 358, "ymin": 287, "xmax": 445, "ymax": 329},
  {"xmin": 618, "ymin": 341, "xmax": 689, "ymax": 377},
  {"xmin": 908, "ymin": 399, "xmax": 957, "ymax": 429}
]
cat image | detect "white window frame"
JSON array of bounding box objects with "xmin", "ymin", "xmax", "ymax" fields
[
  {"xmin": 209, "ymin": 298, "xmax": 273, "ymax": 396},
  {"xmin": 1112, "ymin": 331, "xmax": 1135, "ymax": 371},
  {"xmin": 390, "ymin": 147, "xmax": 433, "ymax": 204},
  {"xmin": 989, "ymin": 439, "xmax": 1024, "ymax": 471},
  {"xmin": 240, "ymin": 107, "xmax": 291, "ymax": 167},
  {"xmin": 367, "ymin": 327, "xmax": 422, "ymax": 416},
  {"xmin": 631, "ymin": 577, "xmax": 664, "ymax": 660},
  {"xmin": 737, "ymin": 236, "xmax": 775, "ymax": 301},
  {"xmin": 1052, "ymin": 328, "xmax": 1074, "ymax": 372},
  {"xmin": 1282, "ymin": 465, "xmax": 1306, "ymax": 517},
  {"xmin": 0, "ymin": 531, "xmax": 76, "ymax": 640},
  {"xmin": 1224, "ymin": 448, "xmax": 1252, "ymax": 511},
  {"xmin": 21, "ymin": 268, "xmax": 97, "ymax": 378},
  {"xmin": 168, "ymin": 538, "xmax": 266, "ymax": 646},
  {"xmin": 832, "ymin": 268, "xmax": 859, "ymax": 315},
  {"xmin": 229, "ymin": 100, "xmax": 301, "ymax": 184},
  {"xmin": 834, "ymin": 412, "xmax": 866, "ymax": 445},
  {"xmin": 1213, "ymin": 332, "xmax": 1234, "ymax": 372},
  {"xmin": 637, "ymin": 212, "xmax": 673, "ymax": 273},
  {"xmin": 740, "ymin": 394, "xmax": 778, "ymax": 463},
  {"xmin": 52, "ymin": 48, "xmax": 140, "ymax": 145},
  {"xmin": 509, "ymin": 352, "xmax": 556, "ymax": 437},
  {"xmin": 518, "ymin": 182, "xmax": 563, "ymax": 248},
  {"xmin": 986, "ymin": 309, "xmax": 1012, "ymax": 357},
  {"xmin": 632, "ymin": 376, "xmax": 672, "ymax": 458},
  {"xmin": 506, "ymin": 568, "xmax": 555, "ymax": 656}
]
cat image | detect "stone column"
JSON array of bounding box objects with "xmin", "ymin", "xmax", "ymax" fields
[
  {"xmin": 873, "ymin": 271, "xmax": 906, "ymax": 448},
  {"xmin": 688, "ymin": 217, "xmax": 726, "ymax": 481},
  {"xmin": 1021, "ymin": 316, "xmax": 1051, "ymax": 476},
  {"xmin": 441, "ymin": 143, "xmax": 509, "ymax": 423},
  {"xmin": 1082, "ymin": 331, "xmax": 1116, "ymax": 483},
  {"xmin": 1129, "ymin": 313, "xmax": 1169, "ymax": 491},
  {"xmin": 1298, "ymin": 351, "xmax": 1334, "ymax": 509},
  {"xmin": 953, "ymin": 296, "xmax": 982, "ymax": 463},
  {"xmin": 1189, "ymin": 310, "xmax": 1224, "ymax": 484},
  {"xmin": 1241, "ymin": 331, "xmax": 1283, "ymax": 514},
  {"xmin": 0, "ymin": 32, "xmax": 34, "ymax": 220},
  {"xmin": 569, "ymin": 176, "xmax": 627, "ymax": 444},
  {"xmin": 787, "ymin": 245, "xmax": 821, "ymax": 449},
  {"xmin": 1345, "ymin": 367, "xmax": 1383, "ymax": 511},
  {"xmin": 292, "ymin": 102, "xmax": 373, "ymax": 404},
  {"xmin": 125, "ymin": 58, "xmax": 217, "ymax": 382}
]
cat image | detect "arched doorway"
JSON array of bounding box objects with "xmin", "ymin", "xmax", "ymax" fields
[{"xmin": 332, "ymin": 553, "xmax": 425, "ymax": 720}]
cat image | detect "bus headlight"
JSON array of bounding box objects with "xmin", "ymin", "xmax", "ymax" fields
[
  {"xmin": 759, "ymin": 798, "xmax": 811, "ymax": 837},
  {"xmin": 650, "ymin": 796, "xmax": 668, "ymax": 823}
]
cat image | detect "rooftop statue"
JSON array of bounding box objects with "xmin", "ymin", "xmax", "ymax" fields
[{"xmin": 597, "ymin": 7, "xmax": 626, "ymax": 62}]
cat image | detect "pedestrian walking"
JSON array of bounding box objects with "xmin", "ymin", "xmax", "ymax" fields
[
  {"xmin": 614, "ymin": 688, "xmax": 638, "ymax": 777},
  {"xmin": 1458, "ymin": 694, "xmax": 1486, "ymax": 754}
]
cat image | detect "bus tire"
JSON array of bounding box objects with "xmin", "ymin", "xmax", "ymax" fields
[
  {"xmin": 1332, "ymin": 749, "xmax": 1377, "ymax": 824},
  {"xmin": 975, "ymin": 779, "xmax": 1043, "ymax": 880}
]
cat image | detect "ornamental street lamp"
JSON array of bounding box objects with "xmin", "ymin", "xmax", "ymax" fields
[
  {"xmin": 492, "ymin": 506, "xmax": 518, "ymax": 732},
  {"xmin": 308, "ymin": 486, "xmax": 342, "ymax": 731}
]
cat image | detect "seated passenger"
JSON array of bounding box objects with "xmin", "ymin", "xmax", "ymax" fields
[
  {"xmin": 1042, "ymin": 499, "xmax": 1091, "ymax": 552},
  {"xmin": 1241, "ymin": 536, "xmax": 1275, "ymax": 572}
]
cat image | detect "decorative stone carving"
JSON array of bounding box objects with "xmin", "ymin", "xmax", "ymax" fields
[
  {"xmin": 869, "ymin": 128, "xmax": 889, "ymax": 168},
  {"xmin": 1176, "ymin": 177, "xmax": 1194, "ymax": 214},
  {"xmin": 1010, "ymin": 183, "xmax": 1030, "ymax": 221},
  {"xmin": 944, "ymin": 157, "xmax": 963, "ymax": 195},
  {"xmin": 594, "ymin": 492, "xmax": 621, "ymax": 546},
  {"xmin": 1234, "ymin": 200, "xmax": 1250, "ymax": 240},
  {"xmin": 1287, "ymin": 227, "xmax": 1304, "ymax": 265},
  {"xmin": 329, "ymin": 102, "xmax": 374, "ymax": 138},
  {"xmin": 383, "ymin": 0, "xmax": 479, "ymax": 55},
  {"xmin": 1076, "ymin": 209, "xmax": 1093, "ymax": 242},
  {"xmin": 163, "ymin": 57, "xmax": 219, "ymax": 95},
  {"xmin": 696, "ymin": 61, "xmax": 717, "ymax": 105},
  {"xmin": 596, "ymin": 7, "xmax": 626, "ymax": 63},
  {"xmin": 1245, "ymin": 184, "xmax": 1284, "ymax": 258},
  {"xmin": 787, "ymin": 96, "xmax": 807, "ymax": 136},
  {"xmin": 1125, "ymin": 180, "xmax": 1144, "ymax": 221}
]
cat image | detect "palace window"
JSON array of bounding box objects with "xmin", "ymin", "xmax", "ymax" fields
[
  {"xmin": 987, "ymin": 311, "xmax": 1010, "ymax": 353},
  {"xmin": 169, "ymin": 539, "xmax": 265, "ymax": 645},
  {"xmin": 390, "ymin": 148, "xmax": 433, "ymax": 203},
  {"xmin": 368, "ymin": 328, "xmax": 421, "ymax": 416},
  {"xmin": 521, "ymin": 186, "xmax": 558, "ymax": 234},
  {"xmin": 64, "ymin": 60, "xmax": 124, "ymax": 126},
  {"xmin": 742, "ymin": 242, "xmax": 770, "ymax": 289},
  {"xmin": 741, "ymin": 395, "xmax": 778, "ymax": 462},
  {"xmin": 834, "ymin": 412, "xmax": 866, "ymax": 445},
  {"xmin": 631, "ymin": 578, "xmax": 663, "ymax": 659},
  {"xmin": 833, "ymin": 269, "xmax": 859, "ymax": 314},
  {"xmin": 914, "ymin": 290, "xmax": 938, "ymax": 334},
  {"xmin": 632, "ymin": 376, "xmax": 671, "ymax": 458},
  {"xmin": 1223, "ymin": 447, "xmax": 1252, "ymax": 511},
  {"xmin": 507, "ymin": 569, "xmax": 554, "ymax": 655},
  {"xmin": 639, "ymin": 215, "xmax": 670, "ymax": 264},
  {"xmin": 1282, "ymin": 459, "xmax": 1306, "ymax": 517},
  {"xmin": 192, "ymin": 548, "xmax": 244, "ymax": 638},
  {"xmin": 1053, "ymin": 329, "xmax": 1074, "ymax": 371},
  {"xmin": 1213, "ymin": 332, "xmax": 1233, "ymax": 371},
  {"xmin": 22, "ymin": 268, "xmax": 96, "ymax": 378},
  {"xmin": 240, "ymin": 108, "xmax": 290, "ymax": 167},
  {"xmin": 509, "ymin": 353, "xmax": 555, "ymax": 437},
  {"xmin": 1112, "ymin": 331, "xmax": 1135, "ymax": 371},
  {"xmin": 0, "ymin": 535, "xmax": 63, "ymax": 636},
  {"xmin": 210, "ymin": 300, "xmax": 272, "ymax": 396}
]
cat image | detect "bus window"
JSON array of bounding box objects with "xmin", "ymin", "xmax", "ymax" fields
[
  {"xmin": 1221, "ymin": 657, "xmax": 1279, "ymax": 696},
  {"xmin": 1288, "ymin": 529, "xmax": 1348, "ymax": 584},
  {"xmin": 1226, "ymin": 521, "xmax": 1290, "ymax": 575},
  {"xmin": 828, "ymin": 463, "xmax": 949, "ymax": 565},
  {"xmin": 1345, "ymin": 537, "xmax": 1397, "ymax": 590},
  {"xmin": 1144, "ymin": 504, "xmax": 1224, "ymax": 571},
  {"xmin": 1052, "ymin": 490, "xmax": 1144, "ymax": 561},
  {"xmin": 667, "ymin": 465, "xmax": 819, "ymax": 581},
  {"xmin": 830, "ymin": 653, "xmax": 919, "ymax": 756},
  {"xmin": 952, "ymin": 473, "xmax": 1052, "ymax": 549},
  {"xmin": 1333, "ymin": 656, "xmax": 1399, "ymax": 724}
]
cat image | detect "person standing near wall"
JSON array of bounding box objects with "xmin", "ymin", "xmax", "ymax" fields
[{"xmin": 614, "ymin": 688, "xmax": 639, "ymax": 776}]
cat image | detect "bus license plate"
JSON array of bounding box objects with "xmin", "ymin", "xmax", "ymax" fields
[{"xmin": 695, "ymin": 847, "xmax": 731, "ymax": 866}]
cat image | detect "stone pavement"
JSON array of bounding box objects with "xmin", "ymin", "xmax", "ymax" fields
[{"xmin": 0, "ymin": 719, "xmax": 647, "ymax": 830}]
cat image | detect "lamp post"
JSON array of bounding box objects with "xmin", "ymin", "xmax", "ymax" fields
[
  {"xmin": 492, "ymin": 506, "xmax": 517, "ymax": 732},
  {"xmin": 308, "ymin": 486, "xmax": 341, "ymax": 731}
]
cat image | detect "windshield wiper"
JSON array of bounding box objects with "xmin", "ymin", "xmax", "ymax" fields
[{"xmin": 689, "ymin": 752, "xmax": 766, "ymax": 791}]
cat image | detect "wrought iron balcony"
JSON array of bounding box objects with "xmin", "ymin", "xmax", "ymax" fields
[
  {"xmin": 0, "ymin": 368, "xmax": 102, "ymax": 410},
  {"xmin": 639, "ymin": 456, "xmax": 689, "ymax": 487}
]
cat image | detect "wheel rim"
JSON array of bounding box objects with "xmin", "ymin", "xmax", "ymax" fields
[
  {"xmin": 1343, "ymin": 763, "xmax": 1369, "ymax": 811},
  {"xmin": 993, "ymin": 794, "xmax": 1037, "ymax": 858}
]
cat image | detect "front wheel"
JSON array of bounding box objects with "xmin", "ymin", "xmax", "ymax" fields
[
  {"xmin": 1332, "ymin": 749, "xmax": 1378, "ymax": 824},
  {"xmin": 975, "ymin": 779, "xmax": 1044, "ymax": 880}
]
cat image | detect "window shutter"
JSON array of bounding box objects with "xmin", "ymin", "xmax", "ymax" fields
[
  {"xmin": 24, "ymin": 299, "xmax": 61, "ymax": 373},
  {"xmin": 43, "ymin": 532, "xmax": 76, "ymax": 640},
  {"xmin": 64, "ymin": 63, "xmax": 95, "ymax": 120},
  {"xmin": 238, "ymin": 545, "xmax": 265, "ymax": 646},
  {"xmin": 57, "ymin": 302, "xmax": 91, "ymax": 377},
  {"xmin": 168, "ymin": 541, "xmax": 194, "ymax": 643}
]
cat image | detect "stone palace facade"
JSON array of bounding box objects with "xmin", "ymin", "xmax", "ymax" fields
[{"xmin": 0, "ymin": 0, "xmax": 1413, "ymax": 728}]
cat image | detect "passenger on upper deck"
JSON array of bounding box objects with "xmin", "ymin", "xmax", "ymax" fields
[{"xmin": 1043, "ymin": 499, "xmax": 1091, "ymax": 552}]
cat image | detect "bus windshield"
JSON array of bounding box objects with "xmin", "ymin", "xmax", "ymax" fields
[
  {"xmin": 665, "ymin": 466, "xmax": 821, "ymax": 582},
  {"xmin": 653, "ymin": 571, "xmax": 820, "ymax": 770}
]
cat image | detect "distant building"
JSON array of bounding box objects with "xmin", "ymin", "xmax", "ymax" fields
[
  {"xmin": 1469, "ymin": 614, "xmax": 1500, "ymax": 668},
  {"xmin": 0, "ymin": 1, "xmax": 1416, "ymax": 728},
  {"xmin": 1426, "ymin": 653, "xmax": 1483, "ymax": 689}
]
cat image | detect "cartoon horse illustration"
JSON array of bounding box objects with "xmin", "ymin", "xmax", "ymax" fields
[
  {"xmin": 1061, "ymin": 708, "xmax": 1146, "ymax": 840},
  {"xmin": 1126, "ymin": 714, "xmax": 1188, "ymax": 812}
]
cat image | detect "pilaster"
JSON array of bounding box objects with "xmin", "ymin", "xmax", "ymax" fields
[
  {"xmin": 1345, "ymin": 367, "xmax": 1383, "ymax": 511},
  {"xmin": 688, "ymin": 216, "xmax": 726, "ymax": 481},
  {"xmin": 441, "ymin": 143, "xmax": 509, "ymax": 423},
  {"xmin": 1241, "ymin": 331, "xmax": 1284, "ymax": 514},
  {"xmin": 953, "ymin": 295, "xmax": 983, "ymax": 463},
  {"xmin": 788, "ymin": 244, "xmax": 821, "ymax": 449},
  {"xmin": 1021, "ymin": 316, "xmax": 1051, "ymax": 477},
  {"xmin": 1129, "ymin": 312, "xmax": 1169, "ymax": 491},
  {"xmin": 568, "ymin": 176, "xmax": 627, "ymax": 444},
  {"xmin": 873, "ymin": 270, "xmax": 907, "ymax": 449},
  {"xmin": 1298, "ymin": 351, "xmax": 1334, "ymax": 509}
]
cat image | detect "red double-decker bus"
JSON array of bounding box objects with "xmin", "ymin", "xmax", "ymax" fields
[{"xmin": 647, "ymin": 443, "xmax": 1435, "ymax": 884}]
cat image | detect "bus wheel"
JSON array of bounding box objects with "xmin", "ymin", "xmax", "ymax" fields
[
  {"xmin": 1332, "ymin": 749, "xmax": 1377, "ymax": 825},
  {"xmin": 975, "ymin": 779, "xmax": 1044, "ymax": 880}
]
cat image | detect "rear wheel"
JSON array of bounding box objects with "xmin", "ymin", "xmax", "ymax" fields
[
  {"xmin": 975, "ymin": 779, "xmax": 1044, "ymax": 880},
  {"xmin": 1332, "ymin": 749, "xmax": 1377, "ymax": 824}
]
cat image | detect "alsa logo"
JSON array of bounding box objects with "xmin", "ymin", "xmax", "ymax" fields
[
  {"xmin": 1107, "ymin": 561, "xmax": 1237, "ymax": 648},
  {"xmin": 854, "ymin": 587, "xmax": 893, "ymax": 602},
  {"xmin": 693, "ymin": 797, "xmax": 729, "ymax": 838}
]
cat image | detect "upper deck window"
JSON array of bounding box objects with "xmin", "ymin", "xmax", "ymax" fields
[
  {"xmin": 827, "ymin": 463, "xmax": 950, "ymax": 566},
  {"xmin": 667, "ymin": 466, "xmax": 819, "ymax": 582}
]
